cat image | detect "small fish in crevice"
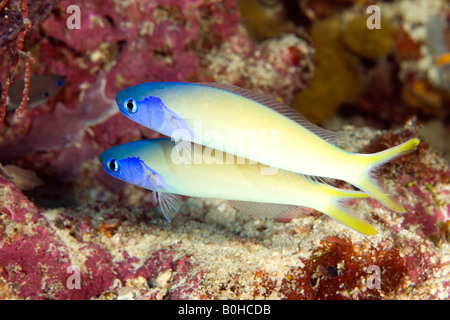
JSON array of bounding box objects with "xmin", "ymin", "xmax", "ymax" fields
[
  {"xmin": 0, "ymin": 163, "xmax": 44, "ymax": 191},
  {"xmin": 6, "ymin": 74, "xmax": 66, "ymax": 111}
]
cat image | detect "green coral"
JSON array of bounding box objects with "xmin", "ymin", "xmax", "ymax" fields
[
  {"xmin": 342, "ymin": 16, "xmax": 394, "ymax": 60},
  {"xmin": 292, "ymin": 15, "xmax": 362, "ymax": 124},
  {"xmin": 237, "ymin": 0, "xmax": 293, "ymax": 41},
  {"xmin": 292, "ymin": 13, "xmax": 395, "ymax": 124}
]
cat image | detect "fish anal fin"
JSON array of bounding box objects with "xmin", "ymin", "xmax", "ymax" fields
[
  {"xmin": 230, "ymin": 200, "xmax": 306, "ymax": 220},
  {"xmin": 323, "ymin": 199, "xmax": 377, "ymax": 235}
]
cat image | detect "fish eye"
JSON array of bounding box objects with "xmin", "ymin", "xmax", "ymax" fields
[
  {"xmin": 56, "ymin": 79, "xmax": 65, "ymax": 87},
  {"xmin": 125, "ymin": 98, "xmax": 138, "ymax": 113},
  {"xmin": 106, "ymin": 158, "xmax": 120, "ymax": 172}
]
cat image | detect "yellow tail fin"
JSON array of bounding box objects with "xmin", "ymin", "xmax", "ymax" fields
[
  {"xmin": 322, "ymin": 197, "xmax": 377, "ymax": 235},
  {"xmin": 356, "ymin": 138, "xmax": 420, "ymax": 213}
]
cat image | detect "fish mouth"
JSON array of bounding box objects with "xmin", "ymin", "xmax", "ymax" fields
[
  {"xmin": 99, "ymin": 158, "xmax": 110, "ymax": 173},
  {"xmin": 99, "ymin": 151, "xmax": 114, "ymax": 172},
  {"xmin": 100, "ymin": 159, "xmax": 120, "ymax": 179},
  {"xmin": 101, "ymin": 163, "xmax": 110, "ymax": 174},
  {"xmin": 99, "ymin": 150, "xmax": 109, "ymax": 164},
  {"xmin": 115, "ymin": 92, "xmax": 128, "ymax": 111},
  {"xmin": 116, "ymin": 99, "xmax": 137, "ymax": 122},
  {"xmin": 115, "ymin": 98, "xmax": 126, "ymax": 113}
]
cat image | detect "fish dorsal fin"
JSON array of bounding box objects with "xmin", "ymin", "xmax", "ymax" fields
[
  {"xmin": 195, "ymin": 82, "xmax": 342, "ymax": 146},
  {"xmin": 229, "ymin": 200, "xmax": 306, "ymax": 220},
  {"xmin": 155, "ymin": 192, "xmax": 184, "ymax": 222}
]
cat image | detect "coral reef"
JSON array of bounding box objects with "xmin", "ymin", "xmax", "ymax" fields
[
  {"xmin": 237, "ymin": 0, "xmax": 296, "ymax": 41},
  {"xmin": 202, "ymin": 33, "xmax": 314, "ymax": 103},
  {"xmin": 342, "ymin": 16, "xmax": 394, "ymax": 60},
  {"xmin": 291, "ymin": 0, "xmax": 450, "ymax": 128},
  {"xmin": 1, "ymin": 125, "xmax": 449, "ymax": 300},
  {"xmin": 1, "ymin": 0, "xmax": 67, "ymax": 120},
  {"xmin": 0, "ymin": 0, "xmax": 449, "ymax": 300},
  {"xmin": 291, "ymin": 14, "xmax": 363, "ymax": 124}
]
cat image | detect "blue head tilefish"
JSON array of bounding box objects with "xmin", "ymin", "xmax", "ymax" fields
[{"xmin": 100, "ymin": 138, "xmax": 377, "ymax": 235}]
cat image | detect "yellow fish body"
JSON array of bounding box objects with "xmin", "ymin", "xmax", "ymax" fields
[{"xmin": 100, "ymin": 138, "xmax": 377, "ymax": 235}]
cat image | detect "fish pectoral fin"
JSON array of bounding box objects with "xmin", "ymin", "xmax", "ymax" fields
[
  {"xmin": 156, "ymin": 192, "xmax": 184, "ymax": 222},
  {"xmin": 173, "ymin": 140, "xmax": 202, "ymax": 166},
  {"xmin": 229, "ymin": 200, "xmax": 306, "ymax": 219},
  {"xmin": 162, "ymin": 105, "xmax": 188, "ymax": 131}
]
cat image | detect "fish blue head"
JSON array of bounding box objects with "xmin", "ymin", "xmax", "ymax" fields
[
  {"xmin": 116, "ymin": 83, "xmax": 166, "ymax": 128},
  {"xmin": 115, "ymin": 83, "xmax": 192, "ymax": 138},
  {"xmin": 99, "ymin": 143, "xmax": 172, "ymax": 192}
]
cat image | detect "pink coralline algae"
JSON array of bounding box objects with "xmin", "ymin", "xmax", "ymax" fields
[
  {"xmin": 202, "ymin": 33, "xmax": 314, "ymax": 102},
  {"xmin": 362, "ymin": 121, "xmax": 450, "ymax": 239},
  {"xmin": 0, "ymin": 0, "xmax": 64, "ymax": 122},
  {"xmin": 40, "ymin": 0, "xmax": 244, "ymax": 96},
  {"xmin": 0, "ymin": 175, "xmax": 204, "ymax": 299}
]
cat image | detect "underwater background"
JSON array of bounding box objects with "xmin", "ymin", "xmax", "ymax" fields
[{"xmin": 0, "ymin": 0, "xmax": 449, "ymax": 299}]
